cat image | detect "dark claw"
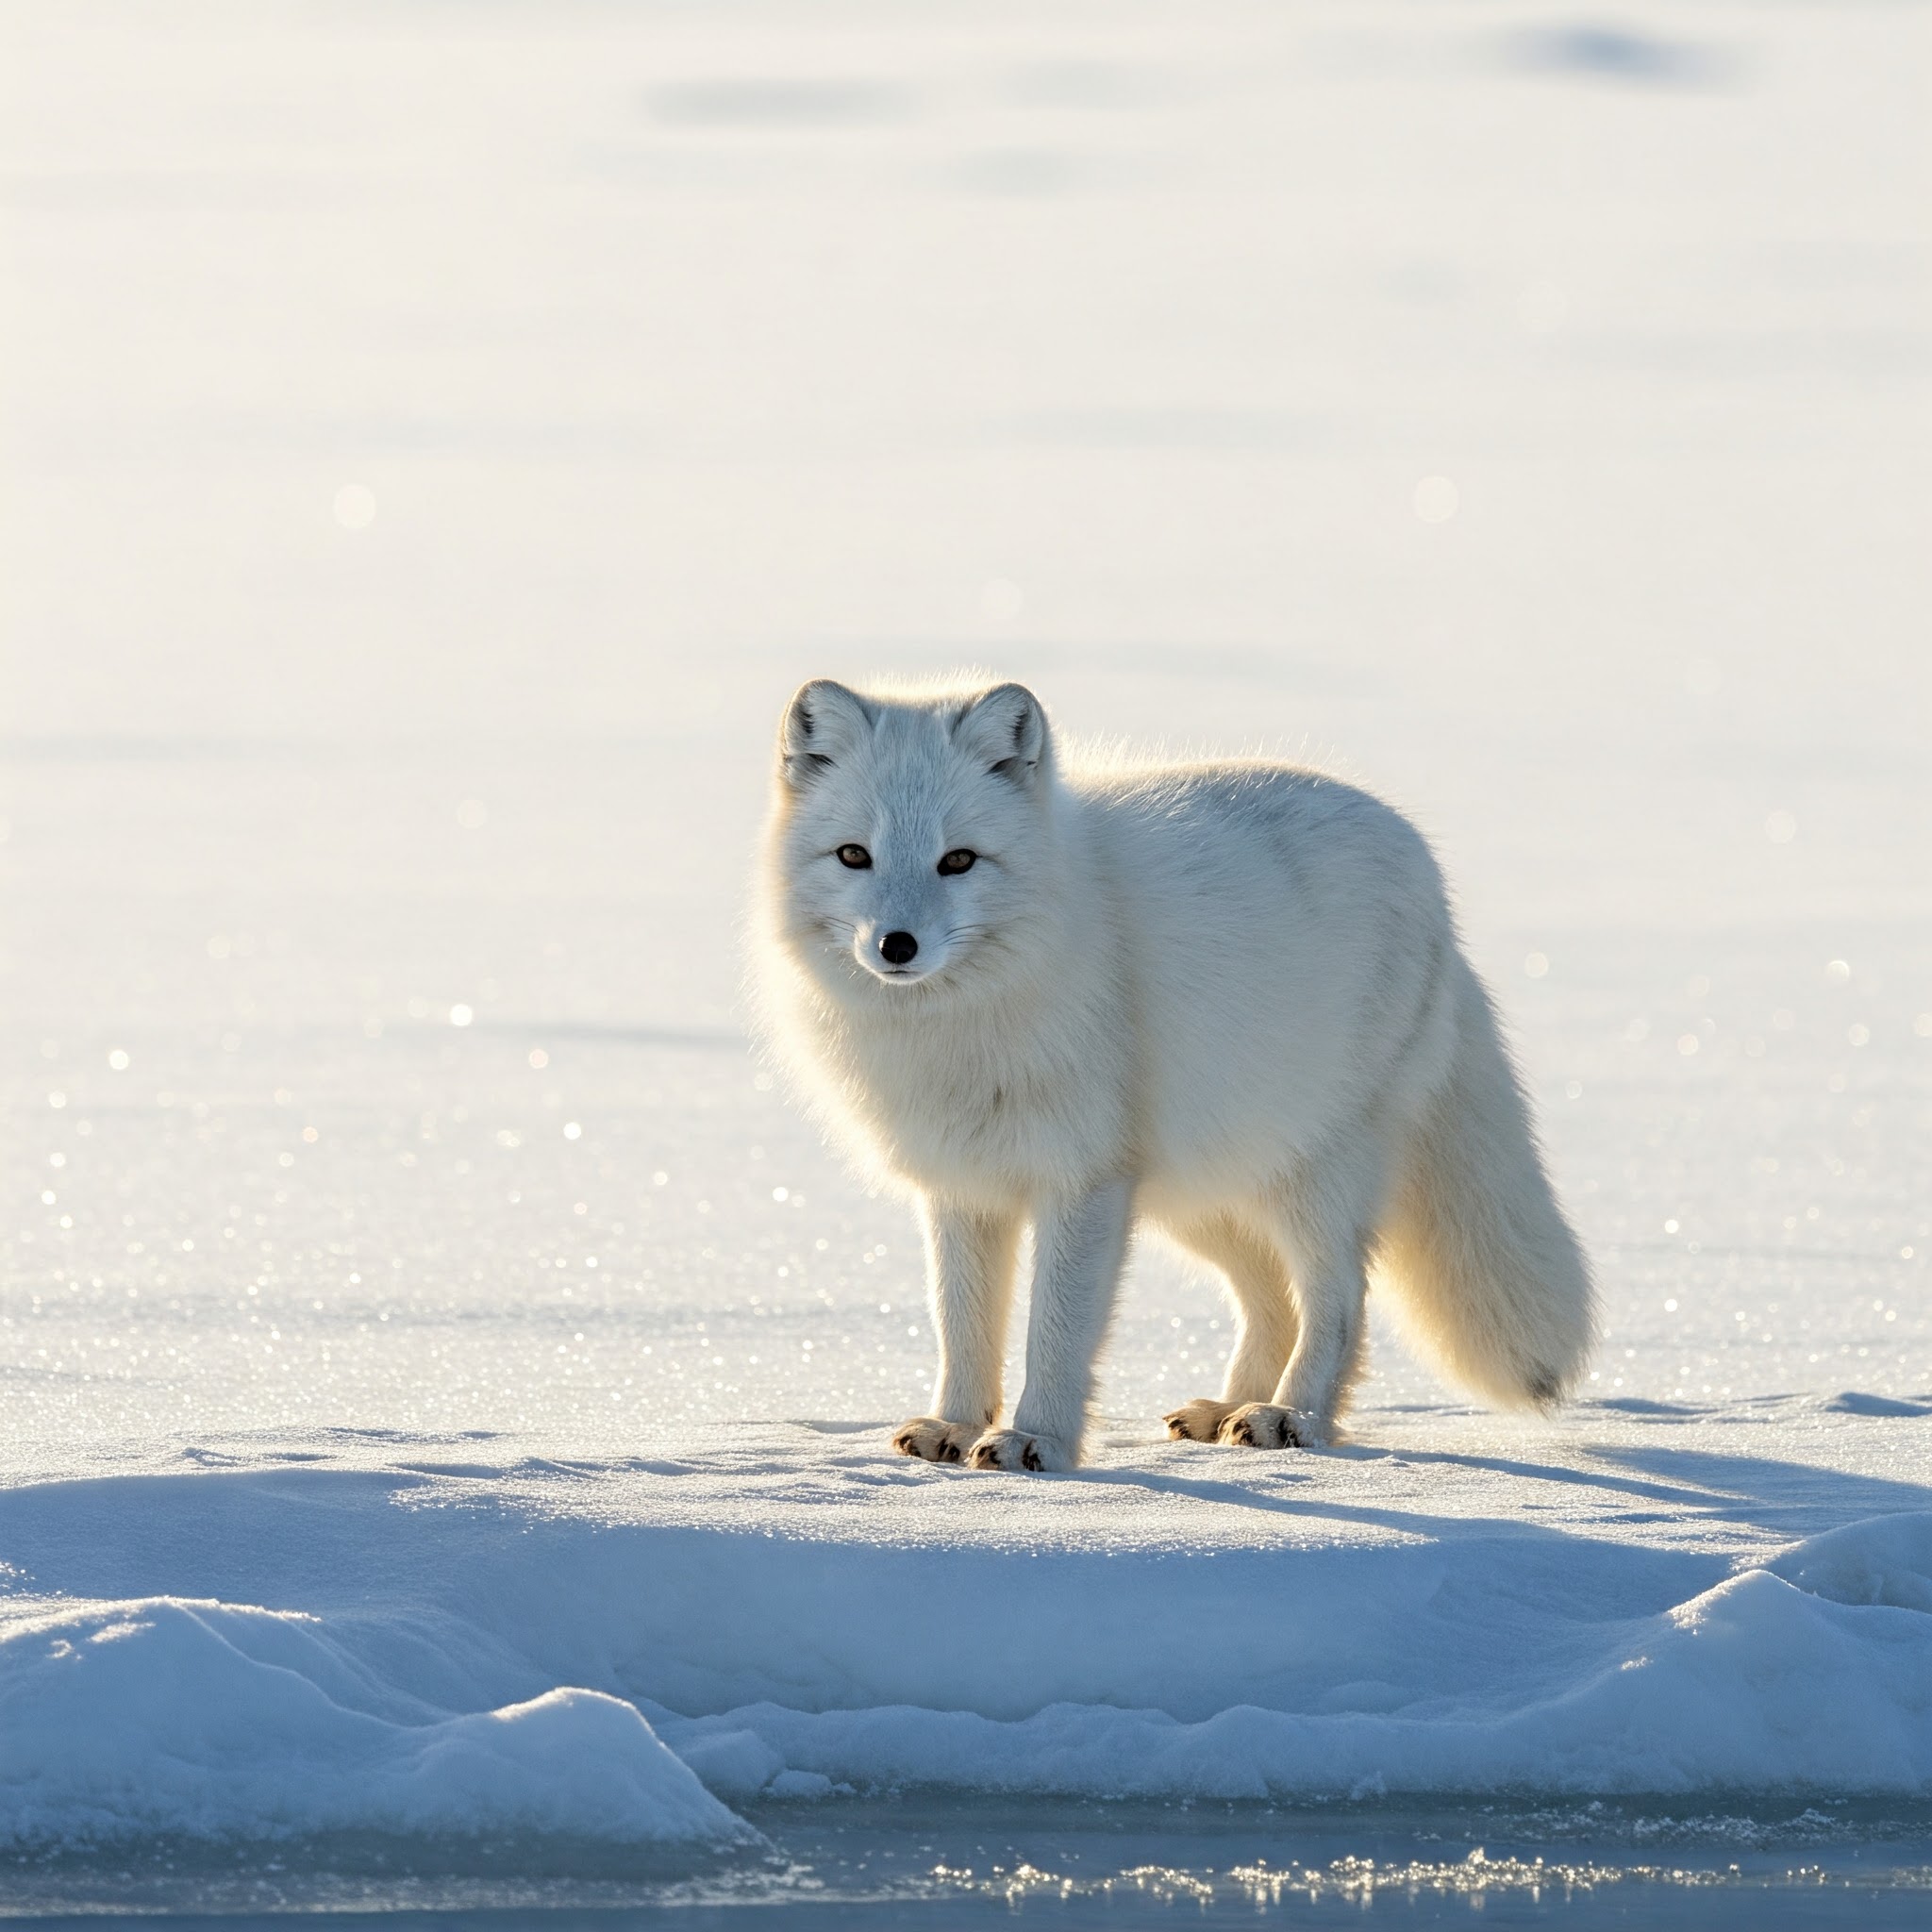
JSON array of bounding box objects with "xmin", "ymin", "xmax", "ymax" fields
[
  {"xmin": 1022, "ymin": 1441, "xmax": 1042, "ymax": 1472},
  {"xmin": 937, "ymin": 1439, "xmax": 961, "ymax": 1464}
]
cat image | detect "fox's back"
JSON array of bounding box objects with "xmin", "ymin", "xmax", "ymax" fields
[{"xmin": 1064, "ymin": 758, "xmax": 1456, "ymax": 1195}]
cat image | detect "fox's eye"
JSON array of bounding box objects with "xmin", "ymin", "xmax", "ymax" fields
[
  {"xmin": 937, "ymin": 849, "xmax": 977, "ymax": 875},
  {"xmin": 835, "ymin": 843, "xmax": 872, "ymax": 870}
]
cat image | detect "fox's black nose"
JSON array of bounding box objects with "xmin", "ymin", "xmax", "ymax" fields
[{"xmin": 879, "ymin": 930, "xmax": 919, "ymax": 967}]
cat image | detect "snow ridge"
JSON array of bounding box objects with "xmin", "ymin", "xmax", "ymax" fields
[{"xmin": 3, "ymin": 1430, "xmax": 1931, "ymax": 1849}]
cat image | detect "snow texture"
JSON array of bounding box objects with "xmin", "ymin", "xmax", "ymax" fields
[
  {"xmin": 2, "ymin": 0, "xmax": 1928, "ymax": 1864},
  {"xmin": 0, "ymin": 1601, "xmax": 747, "ymax": 1848},
  {"xmin": 5, "ymin": 1419, "xmax": 1932, "ymax": 1845}
]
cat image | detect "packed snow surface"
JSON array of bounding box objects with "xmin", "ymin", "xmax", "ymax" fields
[
  {"xmin": 5, "ymin": 1414, "xmax": 1932, "ymax": 1848},
  {"xmin": 3, "ymin": 0, "xmax": 1929, "ymax": 1873}
]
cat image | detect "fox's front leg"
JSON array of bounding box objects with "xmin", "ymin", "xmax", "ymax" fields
[
  {"xmin": 969, "ymin": 1179, "xmax": 1133, "ymax": 1474},
  {"xmin": 891, "ymin": 1198, "xmax": 1023, "ymax": 1464}
]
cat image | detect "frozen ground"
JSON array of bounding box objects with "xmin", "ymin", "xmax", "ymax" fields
[{"xmin": 2, "ymin": 0, "xmax": 1929, "ymax": 1921}]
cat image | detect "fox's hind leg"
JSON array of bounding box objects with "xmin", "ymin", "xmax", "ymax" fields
[
  {"xmin": 892, "ymin": 1198, "xmax": 1022, "ymax": 1465},
  {"xmin": 1163, "ymin": 1212, "xmax": 1299, "ymax": 1443}
]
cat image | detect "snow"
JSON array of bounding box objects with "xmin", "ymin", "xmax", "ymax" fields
[
  {"xmin": 0, "ymin": 1600, "xmax": 748, "ymax": 1849},
  {"xmin": 1, "ymin": 0, "xmax": 1929, "ymax": 1905},
  {"xmin": 5, "ymin": 1416, "xmax": 1932, "ymax": 1850}
]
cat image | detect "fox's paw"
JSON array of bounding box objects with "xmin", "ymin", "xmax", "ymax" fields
[
  {"xmin": 891, "ymin": 1417, "xmax": 981, "ymax": 1465},
  {"xmin": 1215, "ymin": 1403, "xmax": 1319, "ymax": 1450},
  {"xmin": 965, "ymin": 1427, "xmax": 1074, "ymax": 1474},
  {"xmin": 1163, "ymin": 1397, "xmax": 1241, "ymax": 1442}
]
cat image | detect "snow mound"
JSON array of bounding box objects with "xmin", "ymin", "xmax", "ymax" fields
[
  {"xmin": 1821, "ymin": 1391, "xmax": 1932, "ymax": 1420},
  {"xmin": 3, "ymin": 1436, "xmax": 1931, "ymax": 1848},
  {"xmin": 665, "ymin": 1516, "xmax": 1932, "ymax": 1799},
  {"xmin": 1767, "ymin": 1512, "xmax": 1932, "ymax": 1613},
  {"xmin": 0, "ymin": 1597, "xmax": 752, "ymax": 1849}
]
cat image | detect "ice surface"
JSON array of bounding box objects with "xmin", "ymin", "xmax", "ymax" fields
[{"xmin": 1, "ymin": 0, "xmax": 1929, "ymax": 1893}]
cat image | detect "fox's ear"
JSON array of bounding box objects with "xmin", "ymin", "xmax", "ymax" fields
[
  {"xmin": 779, "ymin": 680, "xmax": 874, "ymax": 786},
  {"xmin": 953, "ymin": 683, "xmax": 1047, "ymax": 786}
]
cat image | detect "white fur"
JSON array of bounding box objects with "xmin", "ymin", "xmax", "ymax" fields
[{"xmin": 753, "ymin": 678, "xmax": 1597, "ymax": 1472}]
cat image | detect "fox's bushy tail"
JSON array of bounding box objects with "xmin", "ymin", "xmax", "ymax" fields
[{"xmin": 1374, "ymin": 957, "xmax": 1596, "ymax": 1410}]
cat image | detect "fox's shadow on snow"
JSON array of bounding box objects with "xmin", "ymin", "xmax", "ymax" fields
[{"xmin": 1101, "ymin": 1432, "xmax": 1932, "ymax": 1546}]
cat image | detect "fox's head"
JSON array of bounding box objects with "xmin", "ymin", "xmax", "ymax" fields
[{"xmin": 765, "ymin": 679, "xmax": 1056, "ymax": 1001}]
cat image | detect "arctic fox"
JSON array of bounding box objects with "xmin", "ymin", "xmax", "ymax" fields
[{"xmin": 754, "ymin": 678, "xmax": 1595, "ymax": 1474}]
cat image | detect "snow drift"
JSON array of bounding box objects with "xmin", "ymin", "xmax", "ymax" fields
[
  {"xmin": 0, "ymin": 1595, "xmax": 751, "ymax": 1850},
  {"xmin": 3, "ymin": 1423, "xmax": 1930, "ymax": 1850}
]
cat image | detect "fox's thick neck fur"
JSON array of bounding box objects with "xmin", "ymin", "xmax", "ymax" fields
[
  {"xmin": 754, "ymin": 678, "xmax": 1596, "ymax": 1474},
  {"xmin": 759, "ymin": 681, "xmax": 1130, "ymax": 1202}
]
